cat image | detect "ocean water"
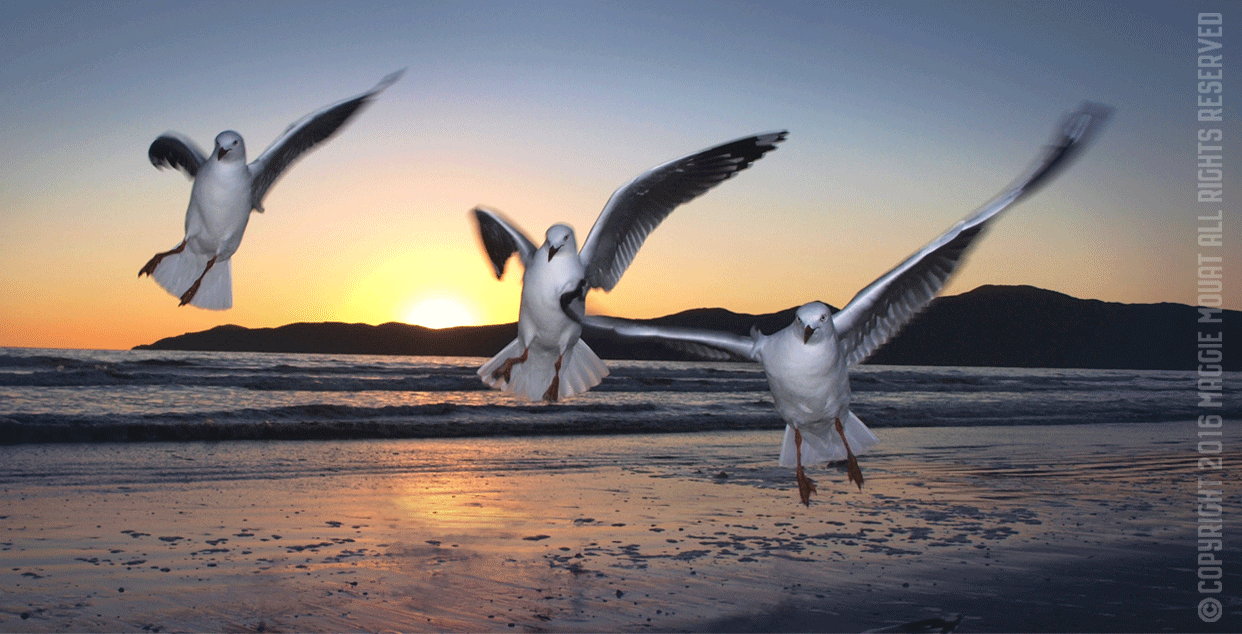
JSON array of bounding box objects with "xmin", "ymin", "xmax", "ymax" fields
[{"xmin": 0, "ymin": 347, "xmax": 1232, "ymax": 444}]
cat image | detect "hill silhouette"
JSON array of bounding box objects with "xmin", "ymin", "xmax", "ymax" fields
[{"xmin": 134, "ymin": 285, "xmax": 1236, "ymax": 371}]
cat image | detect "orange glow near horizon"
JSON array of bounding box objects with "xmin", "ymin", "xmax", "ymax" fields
[
  {"xmin": 403, "ymin": 296, "xmax": 478, "ymax": 329},
  {"xmin": 0, "ymin": 3, "xmax": 1217, "ymax": 353}
]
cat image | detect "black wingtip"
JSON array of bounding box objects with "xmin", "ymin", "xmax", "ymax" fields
[
  {"xmin": 762, "ymin": 129, "xmax": 790, "ymax": 146},
  {"xmin": 147, "ymin": 135, "xmax": 170, "ymax": 168},
  {"xmin": 559, "ymin": 279, "xmax": 588, "ymax": 325},
  {"xmin": 711, "ymin": 129, "xmax": 791, "ymax": 172},
  {"xmin": 372, "ymin": 68, "xmax": 405, "ymax": 94},
  {"xmin": 747, "ymin": 129, "xmax": 789, "ymax": 153},
  {"xmin": 472, "ymin": 205, "xmax": 516, "ymax": 279},
  {"xmin": 1063, "ymin": 101, "xmax": 1113, "ymax": 145},
  {"xmin": 147, "ymin": 133, "xmax": 203, "ymax": 177},
  {"xmin": 1017, "ymin": 101, "xmax": 1114, "ymax": 195}
]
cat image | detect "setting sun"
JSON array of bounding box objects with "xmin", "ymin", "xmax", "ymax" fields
[{"xmin": 403, "ymin": 297, "xmax": 477, "ymax": 329}]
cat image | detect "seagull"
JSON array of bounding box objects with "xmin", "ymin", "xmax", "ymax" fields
[
  {"xmin": 474, "ymin": 130, "xmax": 787, "ymax": 402},
  {"xmin": 139, "ymin": 69, "xmax": 404, "ymax": 309},
  {"xmin": 573, "ymin": 103, "xmax": 1112, "ymax": 505}
]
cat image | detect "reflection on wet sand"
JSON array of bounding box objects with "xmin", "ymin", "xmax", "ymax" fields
[{"xmin": 1, "ymin": 424, "xmax": 1235, "ymax": 632}]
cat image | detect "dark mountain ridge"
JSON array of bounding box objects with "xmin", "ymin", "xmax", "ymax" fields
[{"xmin": 134, "ymin": 285, "xmax": 1237, "ymax": 371}]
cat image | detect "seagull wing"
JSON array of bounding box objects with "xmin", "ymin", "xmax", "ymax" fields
[
  {"xmin": 832, "ymin": 102, "xmax": 1113, "ymax": 368},
  {"xmin": 248, "ymin": 69, "xmax": 403, "ymax": 211},
  {"xmin": 473, "ymin": 206, "xmax": 538, "ymax": 278},
  {"xmin": 149, "ymin": 133, "xmax": 207, "ymax": 178},
  {"xmin": 578, "ymin": 130, "xmax": 787, "ymax": 292},
  {"xmin": 578, "ymin": 314, "xmax": 760, "ymax": 362}
]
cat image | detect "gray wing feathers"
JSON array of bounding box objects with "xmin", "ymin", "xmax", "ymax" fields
[
  {"xmin": 473, "ymin": 206, "xmax": 538, "ymax": 278},
  {"xmin": 579, "ymin": 130, "xmax": 787, "ymax": 291},
  {"xmin": 832, "ymin": 102, "xmax": 1112, "ymax": 368},
  {"xmin": 579, "ymin": 314, "xmax": 760, "ymax": 362},
  {"xmin": 148, "ymin": 133, "xmax": 207, "ymax": 178},
  {"xmin": 833, "ymin": 219, "xmax": 986, "ymax": 368},
  {"xmin": 660, "ymin": 339, "xmax": 747, "ymax": 362},
  {"xmin": 248, "ymin": 69, "xmax": 403, "ymax": 210}
]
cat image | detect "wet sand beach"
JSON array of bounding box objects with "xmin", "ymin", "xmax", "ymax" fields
[{"xmin": 2, "ymin": 424, "xmax": 1238, "ymax": 632}]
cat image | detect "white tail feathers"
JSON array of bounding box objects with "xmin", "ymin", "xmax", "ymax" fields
[
  {"xmin": 150, "ymin": 248, "xmax": 233, "ymax": 310},
  {"xmin": 478, "ymin": 339, "xmax": 609, "ymax": 401},
  {"xmin": 556, "ymin": 341, "xmax": 609, "ymax": 399},
  {"xmin": 778, "ymin": 410, "xmax": 878, "ymax": 468}
]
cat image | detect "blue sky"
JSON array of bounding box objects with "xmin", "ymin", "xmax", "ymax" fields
[{"xmin": 0, "ymin": 0, "xmax": 1234, "ymax": 349}]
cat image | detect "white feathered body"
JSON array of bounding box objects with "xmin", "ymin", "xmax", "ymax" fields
[
  {"xmin": 187, "ymin": 159, "xmax": 253, "ymax": 257},
  {"xmin": 151, "ymin": 158, "xmax": 252, "ymax": 310},
  {"xmin": 472, "ymin": 131, "xmax": 788, "ymax": 401},
  {"xmin": 758, "ymin": 320, "xmax": 878, "ymax": 468},
  {"xmin": 145, "ymin": 70, "xmax": 405, "ymax": 310},
  {"xmin": 479, "ymin": 242, "xmax": 608, "ymax": 401}
]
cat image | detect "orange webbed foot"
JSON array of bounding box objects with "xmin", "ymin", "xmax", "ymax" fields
[
  {"xmin": 796, "ymin": 465, "xmax": 817, "ymax": 506},
  {"xmin": 542, "ymin": 376, "xmax": 560, "ymax": 402},
  {"xmin": 834, "ymin": 417, "xmax": 865, "ymax": 490},
  {"xmin": 177, "ymin": 256, "xmax": 216, "ymax": 307},
  {"xmin": 541, "ymin": 354, "xmax": 563, "ymax": 402},
  {"xmin": 138, "ymin": 256, "xmax": 161, "ymax": 278},
  {"xmin": 846, "ymin": 452, "xmax": 864, "ymax": 491},
  {"xmin": 139, "ymin": 241, "xmax": 187, "ymax": 278},
  {"xmin": 492, "ymin": 348, "xmax": 529, "ymax": 383},
  {"xmin": 178, "ymin": 282, "xmax": 200, "ymax": 306}
]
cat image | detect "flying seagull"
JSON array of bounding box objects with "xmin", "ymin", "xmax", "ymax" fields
[
  {"xmin": 474, "ymin": 130, "xmax": 787, "ymax": 402},
  {"xmin": 573, "ymin": 103, "xmax": 1112, "ymax": 505},
  {"xmin": 139, "ymin": 69, "xmax": 404, "ymax": 309}
]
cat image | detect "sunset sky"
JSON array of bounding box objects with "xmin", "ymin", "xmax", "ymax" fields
[{"xmin": 1, "ymin": 0, "xmax": 1234, "ymax": 350}]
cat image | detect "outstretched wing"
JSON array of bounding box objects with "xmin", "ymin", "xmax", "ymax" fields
[
  {"xmin": 832, "ymin": 102, "xmax": 1113, "ymax": 367},
  {"xmin": 473, "ymin": 206, "xmax": 538, "ymax": 278},
  {"xmin": 576, "ymin": 313, "xmax": 760, "ymax": 362},
  {"xmin": 248, "ymin": 69, "xmax": 403, "ymax": 210},
  {"xmin": 578, "ymin": 130, "xmax": 787, "ymax": 292},
  {"xmin": 148, "ymin": 133, "xmax": 207, "ymax": 178}
]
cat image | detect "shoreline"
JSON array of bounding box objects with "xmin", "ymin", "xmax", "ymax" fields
[{"xmin": 2, "ymin": 427, "xmax": 1238, "ymax": 632}]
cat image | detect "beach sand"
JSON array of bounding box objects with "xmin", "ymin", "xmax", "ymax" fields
[{"xmin": 1, "ymin": 424, "xmax": 1237, "ymax": 632}]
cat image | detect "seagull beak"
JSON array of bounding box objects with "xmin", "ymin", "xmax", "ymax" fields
[
  {"xmin": 217, "ymin": 146, "xmax": 228, "ymax": 160},
  {"xmin": 548, "ymin": 245, "xmax": 559, "ymax": 261},
  {"xmin": 803, "ymin": 325, "xmax": 814, "ymax": 344}
]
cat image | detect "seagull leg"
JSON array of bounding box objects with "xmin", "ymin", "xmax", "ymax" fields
[
  {"xmin": 794, "ymin": 428, "xmax": 817, "ymax": 506},
  {"xmin": 178, "ymin": 256, "xmax": 217, "ymax": 307},
  {"xmin": 491, "ymin": 348, "xmax": 529, "ymax": 384},
  {"xmin": 834, "ymin": 418, "xmax": 864, "ymax": 490},
  {"xmin": 138, "ymin": 241, "xmax": 186, "ymax": 277},
  {"xmin": 542, "ymin": 354, "xmax": 563, "ymax": 402}
]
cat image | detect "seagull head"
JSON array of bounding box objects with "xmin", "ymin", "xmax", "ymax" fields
[
  {"xmin": 795, "ymin": 302, "xmax": 832, "ymax": 344},
  {"xmin": 213, "ymin": 131, "xmax": 245, "ymax": 162},
  {"xmin": 545, "ymin": 224, "xmax": 577, "ymax": 261}
]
